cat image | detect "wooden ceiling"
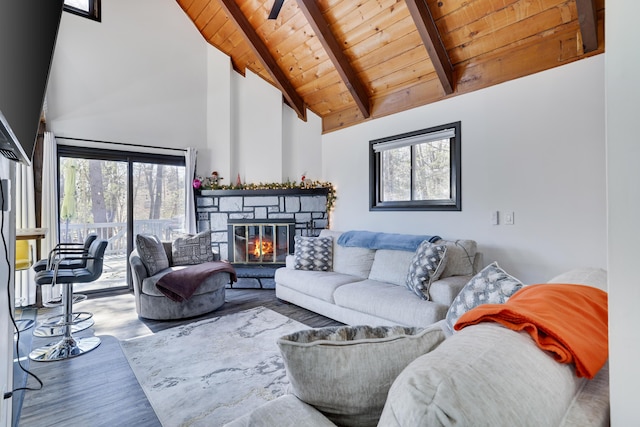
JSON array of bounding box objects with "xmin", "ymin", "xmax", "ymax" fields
[{"xmin": 177, "ymin": 0, "xmax": 605, "ymax": 133}]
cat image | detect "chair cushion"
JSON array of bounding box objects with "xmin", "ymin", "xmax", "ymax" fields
[
  {"xmin": 171, "ymin": 230, "xmax": 214, "ymax": 265},
  {"xmin": 277, "ymin": 324, "xmax": 445, "ymax": 427},
  {"xmin": 136, "ymin": 234, "xmax": 169, "ymax": 276}
]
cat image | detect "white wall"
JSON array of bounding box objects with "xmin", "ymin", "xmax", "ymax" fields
[
  {"xmin": 606, "ymin": 1, "xmax": 640, "ymax": 423},
  {"xmin": 322, "ymin": 55, "xmax": 606, "ymax": 284},
  {"xmin": 0, "ymin": 157, "xmax": 14, "ymax": 425},
  {"xmin": 46, "ymin": 0, "xmax": 322, "ymax": 186},
  {"xmin": 47, "ymin": 0, "xmax": 208, "ymax": 151}
]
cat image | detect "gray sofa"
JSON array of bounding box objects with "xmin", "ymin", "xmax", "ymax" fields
[
  {"xmin": 129, "ymin": 242, "xmax": 230, "ymax": 320},
  {"xmin": 275, "ymin": 229, "xmax": 481, "ymax": 327},
  {"xmin": 227, "ymin": 268, "xmax": 609, "ymax": 427}
]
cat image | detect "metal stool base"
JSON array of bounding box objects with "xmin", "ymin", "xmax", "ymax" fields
[
  {"xmin": 14, "ymin": 319, "xmax": 35, "ymax": 333},
  {"xmin": 33, "ymin": 316, "xmax": 94, "ymax": 338},
  {"xmin": 29, "ymin": 336, "xmax": 101, "ymax": 362}
]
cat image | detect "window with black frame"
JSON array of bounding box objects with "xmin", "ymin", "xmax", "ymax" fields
[
  {"xmin": 370, "ymin": 121, "xmax": 461, "ymax": 211},
  {"xmin": 64, "ymin": 0, "xmax": 101, "ymax": 22}
]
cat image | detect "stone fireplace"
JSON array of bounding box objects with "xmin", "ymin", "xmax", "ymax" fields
[{"xmin": 195, "ymin": 187, "xmax": 330, "ymax": 288}]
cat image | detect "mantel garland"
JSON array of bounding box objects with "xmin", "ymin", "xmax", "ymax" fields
[{"xmin": 194, "ymin": 176, "xmax": 337, "ymax": 213}]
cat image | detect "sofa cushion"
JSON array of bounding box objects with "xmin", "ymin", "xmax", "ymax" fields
[
  {"xmin": 294, "ymin": 235, "xmax": 333, "ymax": 271},
  {"xmin": 223, "ymin": 395, "xmax": 338, "ymax": 427},
  {"xmin": 368, "ymin": 249, "xmax": 416, "ymax": 286},
  {"xmin": 136, "ymin": 234, "xmax": 170, "ymax": 276},
  {"xmin": 171, "ymin": 230, "xmax": 214, "ymax": 265},
  {"xmin": 444, "ymin": 262, "xmax": 523, "ymax": 335},
  {"xmin": 437, "ymin": 239, "xmax": 477, "ymax": 278},
  {"xmin": 275, "ymin": 268, "xmax": 361, "ymax": 303},
  {"xmin": 333, "ymin": 279, "xmax": 449, "ymax": 326},
  {"xmin": 405, "ymin": 241, "xmax": 448, "ymax": 300},
  {"xmin": 319, "ymin": 230, "xmax": 375, "ymax": 278},
  {"xmin": 379, "ymin": 323, "xmax": 586, "ymax": 427},
  {"xmin": 278, "ymin": 324, "xmax": 445, "ymax": 427}
]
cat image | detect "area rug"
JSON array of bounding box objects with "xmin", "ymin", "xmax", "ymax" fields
[{"xmin": 120, "ymin": 306, "xmax": 308, "ymax": 426}]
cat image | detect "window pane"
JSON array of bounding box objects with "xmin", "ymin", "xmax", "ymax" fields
[
  {"xmin": 132, "ymin": 163, "xmax": 187, "ymax": 241},
  {"xmin": 413, "ymin": 139, "xmax": 451, "ymax": 200},
  {"xmin": 381, "ymin": 146, "xmax": 411, "ymax": 201},
  {"xmin": 64, "ymin": 0, "xmax": 90, "ymax": 12}
]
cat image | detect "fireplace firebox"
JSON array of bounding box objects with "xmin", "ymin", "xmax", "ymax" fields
[{"xmin": 227, "ymin": 219, "xmax": 295, "ymax": 266}]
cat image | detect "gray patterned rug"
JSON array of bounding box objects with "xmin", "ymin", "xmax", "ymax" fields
[{"xmin": 120, "ymin": 306, "xmax": 308, "ymax": 427}]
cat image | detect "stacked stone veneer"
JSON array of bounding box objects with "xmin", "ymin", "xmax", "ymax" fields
[{"xmin": 196, "ymin": 187, "xmax": 330, "ymax": 263}]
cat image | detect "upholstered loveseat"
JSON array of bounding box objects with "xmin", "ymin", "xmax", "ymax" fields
[
  {"xmin": 129, "ymin": 233, "xmax": 233, "ymax": 320},
  {"xmin": 275, "ymin": 229, "xmax": 481, "ymax": 326},
  {"xmin": 227, "ymin": 267, "xmax": 609, "ymax": 427}
]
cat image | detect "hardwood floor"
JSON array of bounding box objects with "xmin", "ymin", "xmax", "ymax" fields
[{"xmin": 17, "ymin": 288, "xmax": 342, "ymax": 427}]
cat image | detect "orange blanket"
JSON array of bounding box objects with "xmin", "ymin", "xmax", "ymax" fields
[{"xmin": 454, "ymin": 283, "xmax": 608, "ymax": 379}]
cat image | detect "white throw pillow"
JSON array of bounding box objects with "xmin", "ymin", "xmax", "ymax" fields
[
  {"xmin": 277, "ymin": 325, "xmax": 445, "ymax": 427},
  {"xmin": 444, "ymin": 262, "xmax": 523, "ymax": 335}
]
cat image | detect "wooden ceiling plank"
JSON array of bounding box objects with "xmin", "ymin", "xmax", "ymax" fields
[
  {"xmin": 575, "ymin": 0, "xmax": 598, "ymax": 52},
  {"xmin": 404, "ymin": 0, "xmax": 454, "ymax": 95},
  {"xmin": 297, "ymin": 0, "xmax": 371, "ymax": 118},
  {"xmin": 218, "ymin": 0, "xmax": 307, "ymax": 121}
]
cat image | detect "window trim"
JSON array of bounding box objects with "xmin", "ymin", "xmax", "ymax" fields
[
  {"xmin": 64, "ymin": 0, "xmax": 101, "ymax": 22},
  {"xmin": 369, "ymin": 121, "xmax": 461, "ymax": 211}
]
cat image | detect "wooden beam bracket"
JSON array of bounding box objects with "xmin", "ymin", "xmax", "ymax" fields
[
  {"xmin": 405, "ymin": 0, "xmax": 454, "ymax": 95},
  {"xmin": 297, "ymin": 0, "xmax": 370, "ymax": 118},
  {"xmin": 575, "ymin": 0, "xmax": 598, "ymax": 53}
]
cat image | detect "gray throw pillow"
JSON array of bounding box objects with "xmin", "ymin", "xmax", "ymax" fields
[
  {"xmin": 136, "ymin": 234, "xmax": 170, "ymax": 276},
  {"xmin": 294, "ymin": 235, "xmax": 333, "ymax": 271},
  {"xmin": 277, "ymin": 325, "xmax": 445, "ymax": 427},
  {"xmin": 171, "ymin": 230, "xmax": 214, "ymax": 265},
  {"xmin": 405, "ymin": 241, "xmax": 448, "ymax": 300},
  {"xmin": 444, "ymin": 261, "xmax": 523, "ymax": 335}
]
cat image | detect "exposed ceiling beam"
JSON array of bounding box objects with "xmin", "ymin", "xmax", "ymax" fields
[
  {"xmin": 297, "ymin": 0, "xmax": 370, "ymax": 119},
  {"xmin": 218, "ymin": 0, "xmax": 307, "ymax": 121},
  {"xmin": 575, "ymin": 0, "xmax": 598, "ymax": 53},
  {"xmin": 404, "ymin": 0, "xmax": 454, "ymax": 95}
]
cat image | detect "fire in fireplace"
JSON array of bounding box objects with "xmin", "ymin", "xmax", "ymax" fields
[{"xmin": 227, "ymin": 219, "xmax": 295, "ymax": 266}]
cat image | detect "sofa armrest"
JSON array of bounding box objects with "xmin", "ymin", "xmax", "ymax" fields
[
  {"xmin": 429, "ymin": 275, "xmax": 470, "ymax": 306},
  {"xmin": 223, "ymin": 395, "xmax": 337, "ymax": 427},
  {"xmin": 285, "ymin": 254, "xmax": 295, "ymax": 269}
]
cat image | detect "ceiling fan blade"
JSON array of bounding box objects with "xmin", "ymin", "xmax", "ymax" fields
[{"xmin": 268, "ymin": 0, "xmax": 284, "ymax": 19}]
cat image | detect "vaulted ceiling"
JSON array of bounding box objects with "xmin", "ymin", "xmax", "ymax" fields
[{"xmin": 177, "ymin": 0, "xmax": 604, "ymax": 133}]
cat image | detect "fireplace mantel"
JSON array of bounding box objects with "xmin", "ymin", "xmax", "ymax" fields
[{"xmin": 199, "ymin": 187, "xmax": 329, "ymax": 197}]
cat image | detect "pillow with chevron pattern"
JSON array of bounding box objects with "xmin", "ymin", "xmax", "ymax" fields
[{"xmin": 294, "ymin": 235, "xmax": 333, "ymax": 271}]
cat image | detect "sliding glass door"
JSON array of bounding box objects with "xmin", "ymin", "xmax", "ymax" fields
[{"xmin": 58, "ymin": 145, "xmax": 186, "ymax": 293}]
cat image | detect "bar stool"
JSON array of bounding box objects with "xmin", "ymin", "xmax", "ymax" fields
[
  {"xmin": 29, "ymin": 239, "xmax": 107, "ymax": 362},
  {"xmin": 32, "ymin": 234, "xmax": 98, "ymax": 337}
]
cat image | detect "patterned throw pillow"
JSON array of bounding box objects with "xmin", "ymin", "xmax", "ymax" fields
[
  {"xmin": 294, "ymin": 235, "xmax": 333, "ymax": 271},
  {"xmin": 136, "ymin": 234, "xmax": 170, "ymax": 276},
  {"xmin": 405, "ymin": 241, "xmax": 448, "ymax": 300},
  {"xmin": 444, "ymin": 262, "xmax": 523, "ymax": 335},
  {"xmin": 171, "ymin": 230, "xmax": 214, "ymax": 265}
]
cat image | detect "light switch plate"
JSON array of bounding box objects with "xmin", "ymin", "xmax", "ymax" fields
[{"xmin": 504, "ymin": 211, "xmax": 514, "ymax": 225}]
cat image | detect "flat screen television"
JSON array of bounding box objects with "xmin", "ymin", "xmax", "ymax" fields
[{"xmin": 0, "ymin": 0, "xmax": 64, "ymax": 166}]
